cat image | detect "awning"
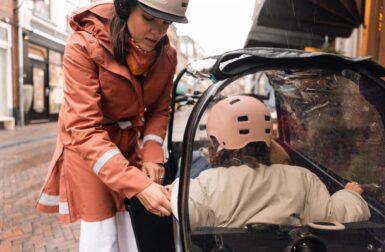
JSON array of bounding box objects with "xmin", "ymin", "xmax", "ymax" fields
[
  {"xmin": 245, "ymin": 25, "xmax": 325, "ymax": 48},
  {"xmin": 246, "ymin": 0, "xmax": 365, "ymax": 48}
]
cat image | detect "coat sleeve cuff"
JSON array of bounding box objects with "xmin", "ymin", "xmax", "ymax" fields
[
  {"xmin": 142, "ymin": 140, "xmax": 165, "ymax": 164},
  {"xmin": 95, "ymin": 151, "xmax": 154, "ymax": 199},
  {"xmin": 123, "ymin": 168, "xmax": 154, "ymax": 199}
]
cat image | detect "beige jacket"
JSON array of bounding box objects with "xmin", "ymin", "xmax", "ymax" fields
[{"xmin": 172, "ymin": 164, "xmax": 370, "ymax": 229}]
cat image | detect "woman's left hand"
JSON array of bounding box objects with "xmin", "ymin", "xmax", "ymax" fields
[
  {"xmin": 345, "ymin": 182, "xmax": 364, "ymax": 195},
  {"xmin": 142, "ymin": 162, "xmax": 164, "ymax": 184}
]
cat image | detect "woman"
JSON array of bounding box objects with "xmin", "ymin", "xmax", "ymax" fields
[
  {"xmin": 171, "ymin": 95, "xmax": 370, "ymax": 229},
  {"xmin": 36, "ymin": 0, "xmax": 188, "ymax": 251}
]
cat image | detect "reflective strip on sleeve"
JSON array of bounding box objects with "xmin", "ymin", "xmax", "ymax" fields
[
  {"xmin": 38, "ymin": 193, "xmax": 59, "ymax": 206},
  {"xmin": 59, "ymin": 202, "xmax": 69, "ymax": 214},
  {"xmin": 143, "ymin": 134, "xmax": 163, "ymax": 145},
  {"xmin": 93, "ymin": 149, "xmax": 121, "ymax": 175}
]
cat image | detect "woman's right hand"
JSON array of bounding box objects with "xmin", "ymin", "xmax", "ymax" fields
[{"xmin": 136, "ymin": 182, "xmax": 171, "ymax": 216}]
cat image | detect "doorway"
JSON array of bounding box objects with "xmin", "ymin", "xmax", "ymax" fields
[{"xmin": 28, "ymin": 60, "xmax": 49, "ymax": 122}]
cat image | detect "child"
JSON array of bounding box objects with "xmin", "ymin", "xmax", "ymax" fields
[{"xmin": 170, "ymin": 95, "xmax": 370, "ymax": 229}]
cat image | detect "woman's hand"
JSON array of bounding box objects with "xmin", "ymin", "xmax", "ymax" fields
[
  {"xmin": 142, "ymin": 162, "xmax": 164, "ymax": 184},
  {"xmin": 136, "ymin": 183, "xmax": 171, "ymax": 217},
  {"xmin": 345, "ymin": 182, "xmax": 364, "ymax": 195}
]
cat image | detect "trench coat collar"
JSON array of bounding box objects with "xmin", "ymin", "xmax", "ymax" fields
[
  {"xmin": 69, "ymin": 1, "xmax": 169, "ymax": 87},
  {"xmin": 69, "ymin": 1, "xmax": 139, "ymax": 85},
  {"xmin": 69, "ymin": 1, "xmax": 114, "ymax": 54}
]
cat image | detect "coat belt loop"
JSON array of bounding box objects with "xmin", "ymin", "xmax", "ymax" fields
[
  {"xmin": 102, "ymin": 117, "xmax": 132, "ymax": 130},
  {"xmin": 117, "ymin": 120, "xmax": 132, "ymax": 129}
]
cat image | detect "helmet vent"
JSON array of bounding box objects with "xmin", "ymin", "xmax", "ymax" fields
[
  {"xmin": 239, "ymin": 129, "xmax": 249, "ymax": 135},
  {"xmin": 237, "ymin": 116, "xmax": 248, "ymax": 122},
  {"xmin": 265, "ymin": 115, "xmax": 271, "ymax": 121},
  {"xmin": 265, "ymin": 129, "xmax": 271, "ymax": 134},
  {"xmin": 229, "ymin": 99, "xmax": 240, "ymax": 105}
]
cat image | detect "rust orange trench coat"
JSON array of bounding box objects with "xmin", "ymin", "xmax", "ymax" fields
[{"xmin": 36, "ymin": 1, "xmax": 177, "ymax": 223}]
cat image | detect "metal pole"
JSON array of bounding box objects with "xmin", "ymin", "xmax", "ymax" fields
[{"xmin": 17, "ymin": 0, "xmax": 25, "ymax": 126}]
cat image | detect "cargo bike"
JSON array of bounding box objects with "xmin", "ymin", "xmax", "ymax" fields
[{"xmin": 164, "ymin": 48, "xmax": 385, "ymax": 252}]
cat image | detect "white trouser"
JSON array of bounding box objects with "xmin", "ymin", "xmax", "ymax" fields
[{"xmin": 79, "ymin": 211, "xmax": 139, "ymax": 252}]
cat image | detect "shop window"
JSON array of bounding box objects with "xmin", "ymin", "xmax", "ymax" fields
[
  {"xmin": 32, "ymin": 67, "xmax": 45, "ymax": 113},
  {"xmin": 48, "ymin": 50, "xmax": 64, "ymax": 114},
  {"xmin": 0, "ymin": 26, "xmax": 8, "ymax": 42},
  {"xmin": 32, "ymin": 0, "xmax": 51, "ymax": 20},
  {"xmin": 0, "ymin": 23, "xmax": 12, "ymax": 117},
  {"xmin": 28, "ymin": 43, "xmax": 48, "ymax": 61},
  {"xmin": 0, "ymin": 48, "xmax": 8, "ymax": 116}
]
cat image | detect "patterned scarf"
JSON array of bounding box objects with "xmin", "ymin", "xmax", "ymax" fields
[{"xmin": 126, "ymin": 37, "xmax": 156, "ymax": 76}]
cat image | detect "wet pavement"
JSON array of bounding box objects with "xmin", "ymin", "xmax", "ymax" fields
[{"xmin": 0, "ymin": 122, "xmax": 80, "ymax": 252}]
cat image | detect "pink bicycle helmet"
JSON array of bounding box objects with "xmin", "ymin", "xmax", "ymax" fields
[{"xmin": 206, "ymin": 95, "xmax": 273, "ymax": 149}]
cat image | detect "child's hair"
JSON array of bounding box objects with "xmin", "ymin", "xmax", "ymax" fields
[{"xmin": 208, "ymin": 138, "xmax": 271, "ymax": 168}]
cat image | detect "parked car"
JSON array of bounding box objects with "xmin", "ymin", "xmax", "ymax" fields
[{"xmin": 165, "ymin": 48, "xmax": 385, "ymax": 252}]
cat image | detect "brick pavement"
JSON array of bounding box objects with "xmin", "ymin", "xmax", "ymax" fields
[
  {"xmin": 0, "ymin": 122, "xmax": 58, "ymax": 149},
  {"xmin": 0, "ymin": 122, "xmax": 80, "ymax": 251},
  {"xmin": 0, "ymin": 108, "xmax": 194, "ymax": 252}
]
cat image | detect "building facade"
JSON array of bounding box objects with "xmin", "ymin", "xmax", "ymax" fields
[
  {"xmin": 336, "ymin": 0, "xmax": 385, "ymax": 66},
  {"xmin": 246, "ymin": 0, "xmax": 384, "ymax": 66},
  {"xmin": 16, "ymin": 0, "xmax": 90, "ymax": 125},
  {"xmin": 0, "ymin": 0, "xmax": 14, "ymax": 128},
  {"xmin": 173, "ymin": 35, "xmax": 206, "ymax": 95}
]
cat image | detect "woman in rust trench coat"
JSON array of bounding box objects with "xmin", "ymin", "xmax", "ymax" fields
[{"xmin": 36, "ymin": 0, "xmax": 189, "ymax": 251}]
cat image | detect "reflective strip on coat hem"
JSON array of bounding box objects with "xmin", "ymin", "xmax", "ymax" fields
[
  {"xmin": 38, "ymin": 193, "xmax": 59, "ymax": 206},
  {"xmin": 93, "ymin": 148, "xmax": 121, "ymax": 174},
  {"xmin": 59, "ymin": 202, "xmax": 69, "ymax": 214},
  {"xmin": 143, "ymin": 134, "xmax": 163, "ymax": 145}
]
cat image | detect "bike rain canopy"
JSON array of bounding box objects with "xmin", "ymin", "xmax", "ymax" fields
[{"xmin": 167, "ymin": 48, "xmax": 385, "ymax": 252}]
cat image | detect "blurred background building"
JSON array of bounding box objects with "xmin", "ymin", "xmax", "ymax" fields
[
  {"xmin": 244, "ymin": 0, "xmax": 385, "ymax": 129},
  {"xmin": 0, "ymin": 0, "xmax": 15, "ymax": 130},
  {"xmin": 245, "ymin": 0, "xmax": 385, "ymax": 65},
  {"xmin": 1, "ymin": 0, "xmax": 91, "ymax": 129}
]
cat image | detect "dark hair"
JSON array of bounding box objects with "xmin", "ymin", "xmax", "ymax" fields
[
  {"xmin": 110, "ymin": 0, "xmax": 169, "ymax": 65},
  {"xmin": 208, "ymin": 139, "xmax": 271, "ymax": 168}
]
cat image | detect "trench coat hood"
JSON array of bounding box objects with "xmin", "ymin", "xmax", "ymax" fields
[
  {"xmin": 69, "ymin": 1, "xmax": 116, "ymax": 55},
  {"xmin": 67, "ymin": 0, "xmax": 174, "ymax": 83}
]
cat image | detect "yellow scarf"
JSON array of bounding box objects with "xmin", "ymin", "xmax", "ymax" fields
[{"xmin": 126, "ymin": 38, "xmax": 156, "ymax": 76}]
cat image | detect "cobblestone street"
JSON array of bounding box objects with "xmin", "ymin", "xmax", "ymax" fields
[{"xmin": 0, "ymin": 123, "xmax": 80, "ymax": 252}]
